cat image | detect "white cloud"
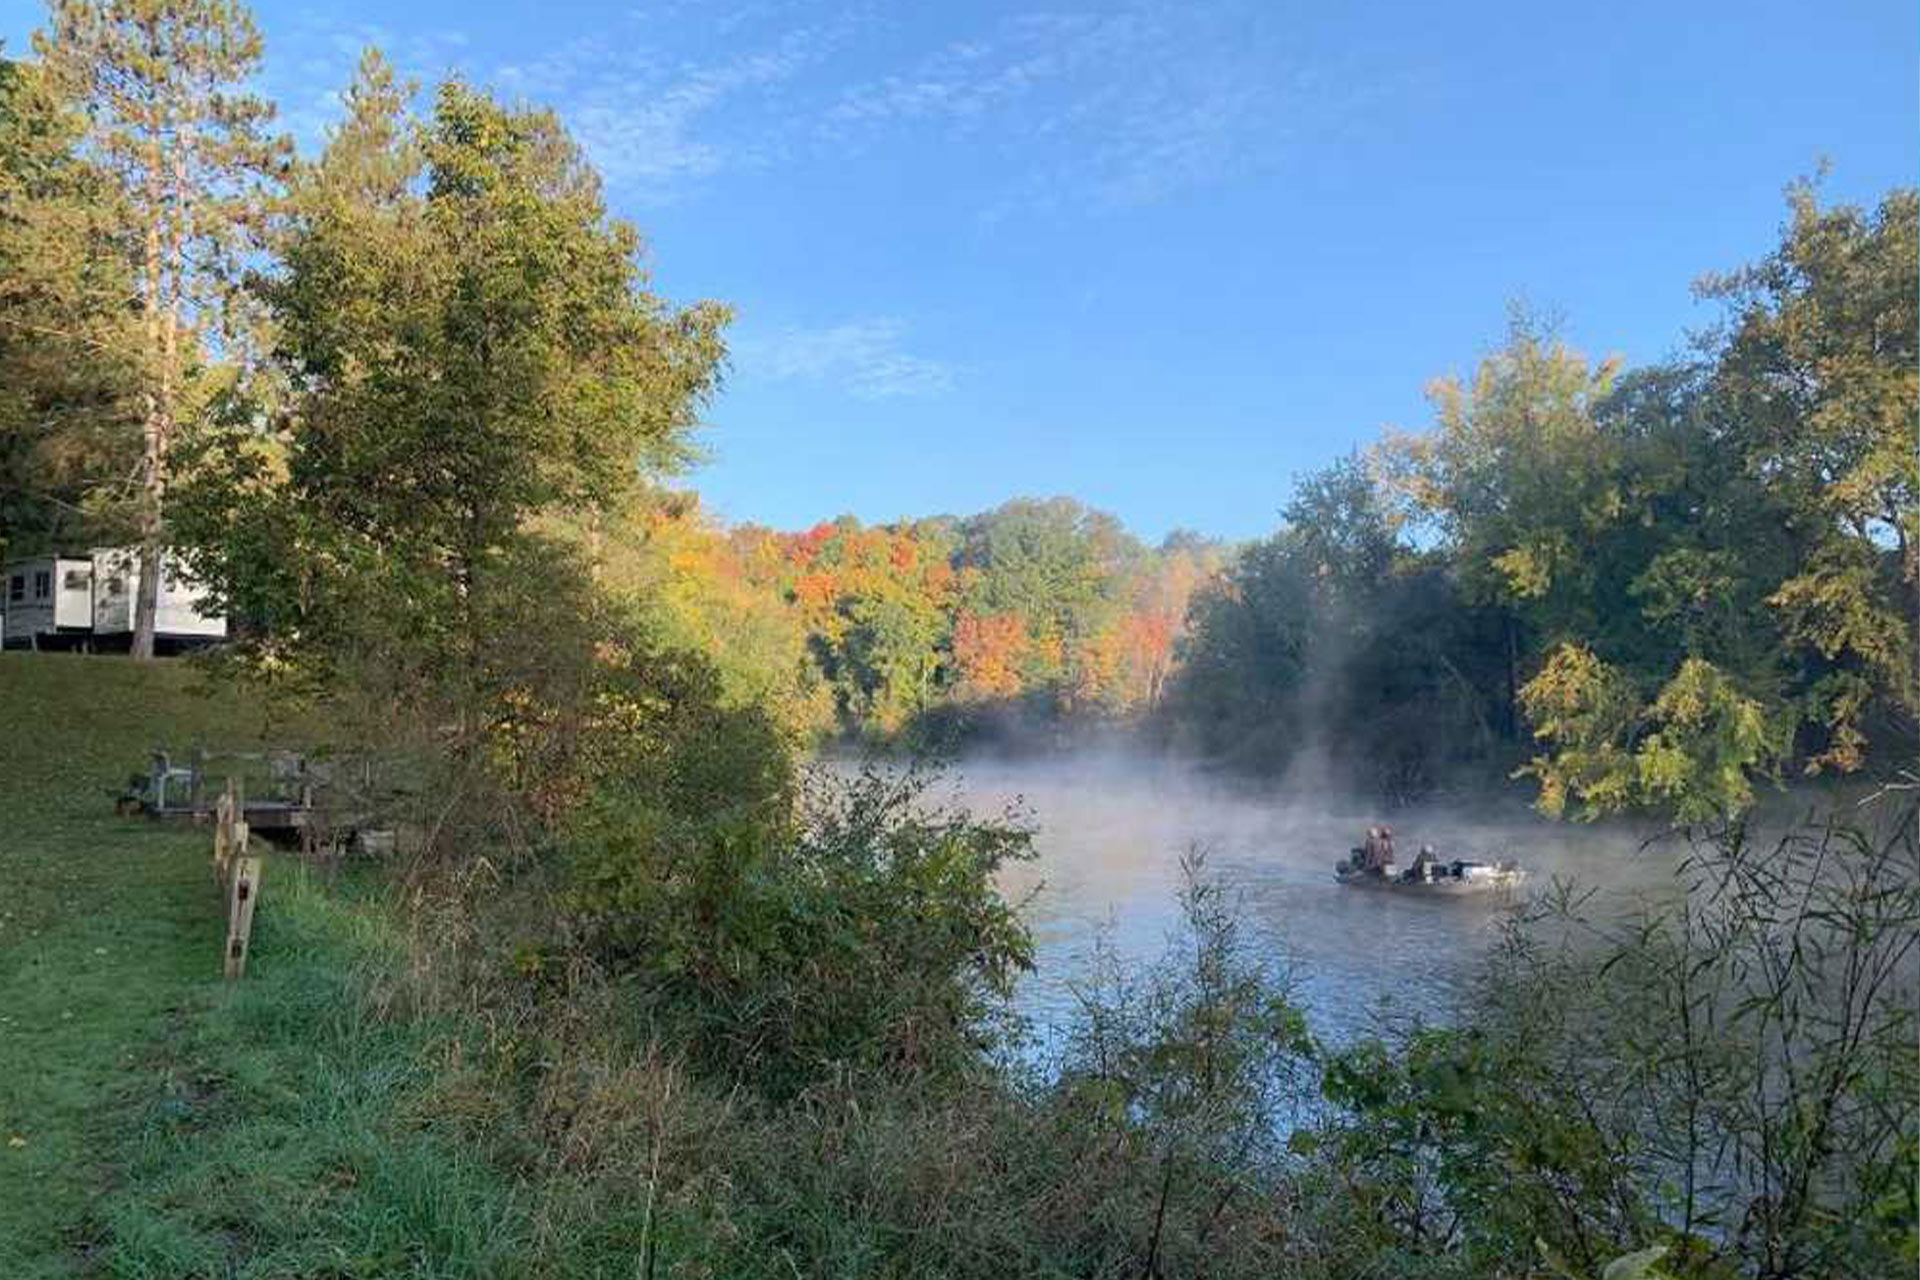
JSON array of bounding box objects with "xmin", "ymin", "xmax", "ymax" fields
[
  {"xmin": 819, "ymin": 3, "xmax": 1371, "ymax": 213},
  {"xmin": 269, "ymin": 6, "xmax": 867, "ymax": 202},
  {"xmin": 736, "ymin": 319, "xmax": 956, "ymax": 399},
  {"xmin": 544, "ymin": 33, "xmax": 826, "ymax": 193},
  {"xmin": 264, "ymin": 3, "xmax": 1392, "ymax": 211}
]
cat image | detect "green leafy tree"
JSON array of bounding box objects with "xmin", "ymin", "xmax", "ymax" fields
[
  {"xmin": 1165, "ymin": 533, "xmax": 1314, "ymax": 767},
  {"xmin": 178, "ymin": 65, "xmax": 729, "ymax": 703},
  {"xmin": 1520, "ymin": 645, "xmax": 1784, "ymax": 823},
  {"xmin": 1166, "ymin": 455, "xmax": 1507, "ymax": 795},
  {"xmin": 1379, "ymin": 309, "xmax": 1626, "ymax": 734},
  {"xmin": 0, "ymin": 51, "xmax": 143, "ymax": 552},
  {"xmin": 838, "ymin": 589, "xmax": 948, "ymax": 733},
  {"xmin": 172, "ymin": 61, "xmax": 754, "ymax": 884},
  {"xmin": 1701, "ymin": 181, "xmax": 1918, "ymax": 767},
  {"xmin": 957, "ymin": 497, "xmax": 1140, "ymax": 698},
  {"xmin": 1280, "ymin": 450, "xmax": 1399, "ymax": 597},
  {"xmin": 1632, "ymin": 659, "xmax": 1783, "ymax": 823}
]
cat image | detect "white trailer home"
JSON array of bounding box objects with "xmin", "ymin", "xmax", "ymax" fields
[
  {"xmin": 1, "ymin": 555, "xmax": 95, "ymax": 648},
  {"xmin": 1, "ymin": 547, "xmax": 226, "ymax": 651}
]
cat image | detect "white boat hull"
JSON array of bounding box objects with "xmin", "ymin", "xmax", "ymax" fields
[{"xmin": 1334, "ymin": 858, "xmax": 1526, "ymax": 896}]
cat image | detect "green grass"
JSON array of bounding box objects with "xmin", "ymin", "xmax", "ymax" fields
[
  {"xmin": 0, "ymin": 655, "xmax": 529, "ymax": 1277},
  {"xmin": 0, "ymin": 655, "xmax": 296, "ymax": 1274},
  {"xmin": 89, "ymin": 867, "xmax": 535, "ymax": 1279}
]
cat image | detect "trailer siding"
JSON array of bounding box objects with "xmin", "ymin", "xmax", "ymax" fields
[
  {"xmin": 2, "ymin": 557, "xmax": 94, "ymax": 648},
  {"xmin": 90, "ymin": 548, "xmax": 226, "ymax": 640},
  {"xmin": 1, "ymin": 548, "xmax": 224, "ymax": 648}
]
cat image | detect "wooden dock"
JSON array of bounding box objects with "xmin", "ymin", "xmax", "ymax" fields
[
  {"xmin": 128, "ymin": 747, "xmax": 317, "ymax": 838},
  {"xmin": 124, "ymin": 745, "xmax": 394, "ymax": 856}
]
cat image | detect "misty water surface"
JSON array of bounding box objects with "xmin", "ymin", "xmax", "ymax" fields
[{"xmin": 936, "ymin": 755, "xmax": 1674, "ymax": 1046}]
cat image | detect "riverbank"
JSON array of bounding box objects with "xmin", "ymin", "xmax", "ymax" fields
[
  {"xmin": 4, "ymin": 654, "xmax": 1906, "ymax": 1279},
  {"xmin": 0, "ymin": 656, "xmax": 526, "ymax": 1275}
]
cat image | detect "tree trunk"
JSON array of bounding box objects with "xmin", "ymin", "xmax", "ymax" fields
[
  {"xmin": 130, "ymin": 277, "xmax": 171, "ymax": 660},
  {"xmin": 130, "ymin": 410, "xmax": 163, "ymax": 660},
  {"xmin": 131, "ymin": 177, "xmax": 165, "ymax": 660},
  {"xmin": 131, "ymin": 28, "xmax": 169, "ymax": 663}
]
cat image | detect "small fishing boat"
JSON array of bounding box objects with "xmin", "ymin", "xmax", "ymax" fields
[{"xmin": 1334, "ymin": 852, "xmax": 1527, "ymax": 896}]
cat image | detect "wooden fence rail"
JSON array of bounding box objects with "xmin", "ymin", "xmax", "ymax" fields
[{"xmin": 211, "ymin": 777, "xmax": 263, "ymax": 979}]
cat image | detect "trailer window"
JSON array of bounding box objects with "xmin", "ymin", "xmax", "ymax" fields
[
  {"xmin": 33, "ymin": 571, "xmax": 50, "ymax": 599},
  {"xmin": 7, "ymin": 575, "xmax": 21, "ymax": 603}
]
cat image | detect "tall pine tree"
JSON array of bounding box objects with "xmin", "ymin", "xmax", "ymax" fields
[
  {"xmin": 33, "ymin": 0, "xmax": 284, "ymax": 656},
  {"xmin": 0, "ymin": 50, "xmax": 140, "ymax": 552}
]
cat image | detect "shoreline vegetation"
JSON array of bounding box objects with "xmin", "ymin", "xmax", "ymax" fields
[
  {"xmin": 1, "ymin": 655, "xmax": 1914, "ymax": 1278},
  {"xmin": 1, "ymin": 0, "xmax": 1914, "ymax": 1275}
]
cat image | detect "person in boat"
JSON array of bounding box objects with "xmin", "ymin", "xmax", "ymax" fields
[
  {"xmin": 1354, "ymin": 826, "xmax": 1376, "ymax": 874},
  {"xmin": 1359, "ymin": 824, "xmax": 1396, "ymax": 876},
  {"xmin": 1409, "ymin": 844, "xmax": 1440, "ymax": 882}
]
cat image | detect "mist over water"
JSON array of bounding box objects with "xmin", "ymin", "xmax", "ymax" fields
[{"xmin": 936, "ymin": 752, "xmax": 1676, "ymax": 1045}]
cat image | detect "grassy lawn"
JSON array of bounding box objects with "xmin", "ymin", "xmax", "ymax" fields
[
  {"xmin": 0, "ymin": 655, "xmax": 529, "ymax": 1278},
  {"xmin": 0, "ymin": 655, "xmax": 296, "ymax": 1273}
]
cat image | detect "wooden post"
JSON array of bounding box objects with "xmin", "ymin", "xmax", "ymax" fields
[
  {"xmin": 232, "ymin": 818, "xmax": 248, "ymax": 879},
  {"xmin": 213, "ymin": 777, "xmax": 239, "ymax": 884},
  {"xmin": 223, "ymin": 852, "xmax": 261, "ymax": 979},
  {"xmin": 212, "ymin": 789, "xmax": 227, "ymax": 880},
  {"xmin": 202, "ymin": 770, "xmax": 265, "ymax": 978}
]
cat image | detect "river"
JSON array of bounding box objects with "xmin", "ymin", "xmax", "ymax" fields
[{"xmin": 936, "ymin": 754, "xmax": 1675, "ymax": 1047}]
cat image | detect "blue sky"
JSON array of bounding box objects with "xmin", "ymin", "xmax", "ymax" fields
[{"xmin": 8, "ymin": 0, "xmax": 1914, "ymax": 541}]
